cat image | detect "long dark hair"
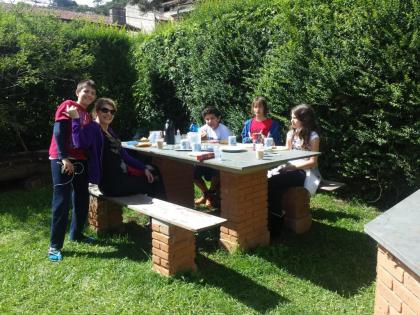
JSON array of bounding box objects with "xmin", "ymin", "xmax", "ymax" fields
[
  {"xmin": 251, "ymin": 96, "xmax": 268, "ymax": 116},
  {"xmin": 289, "ymin": 104, "xmax": 319, "ymax": 150}
]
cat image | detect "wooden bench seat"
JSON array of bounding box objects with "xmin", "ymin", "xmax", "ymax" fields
[
  {"xmin": 318, "ymin": 179, "xmax": 345, "ymax": 192},
  {"xmin": 88, "ymin": 184, "xmax": 226, "ymax": 276}
]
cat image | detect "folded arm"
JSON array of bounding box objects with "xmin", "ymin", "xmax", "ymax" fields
[{"xmin": 72, "ymin": 119, "xmax": 96, "ymax": 149}]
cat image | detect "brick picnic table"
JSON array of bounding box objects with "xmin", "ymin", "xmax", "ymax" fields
[{"xmin": 122, "ymin": 142, "xmax": 320, "ymax": 252}]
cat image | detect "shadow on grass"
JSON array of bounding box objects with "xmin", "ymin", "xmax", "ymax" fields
[
  {"xmin": 311, "ymin": 207, "xmax": 360, "ymax": 222},
  {"xmin": 254, "ymin": 219, "xmax": 377, "ymax": 297},
  {"xmin": 182, "ymin": 254, "xmax": 288, "ymax": 313},
  {"xmin": 65, "ymin": 221, "xmax": 152, "ymax": 262},
  {"xmin": 195, "ymin": 226, "xmax": 222, "ymax": 253},
  {"xmin": 0, "ymin": 187, "xmax": 51, "ymax": 223}
]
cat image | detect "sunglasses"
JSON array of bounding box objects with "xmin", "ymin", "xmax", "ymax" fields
[{"xmin": 99, "ymin": 107, "xmax": 116, "ymax": 115}]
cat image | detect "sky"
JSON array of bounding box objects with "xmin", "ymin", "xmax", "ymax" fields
[
  {"xmin": 0, "ymin": 0, "xmax": 112, "ymax": 7},
  {"xmin": 74, "ymin": 0, "xmax": 112, "ymax": 7}
]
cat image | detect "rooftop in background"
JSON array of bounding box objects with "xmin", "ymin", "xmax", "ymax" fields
[
  {"xmin": 0, "ymin": 0, "xmax": 112, "ymax": 7},
  {"xmin": 110, "ymin": 0, "xmax": 196, "ymax": 33},
  {"xmin": 1, "ymin": 2, "xmax": 115, "ymax": 26},
  {"xmin": 0, "ymin": 1, "xmax": 196, "ymax": 32}
]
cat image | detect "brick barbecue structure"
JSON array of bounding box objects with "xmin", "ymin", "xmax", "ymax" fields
[
  {"xmin": 365, "ymin": 189, "xmax": 420, "ymax": 315},
  {"xmin": 374, "ymin": 246, "xmax": 419, "ymax": 315}
]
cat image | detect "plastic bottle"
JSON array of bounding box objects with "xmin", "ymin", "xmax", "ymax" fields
[
  {"xmin": 175, "ymin": 129, "xmax": 181, "ymax": 144},
  {"xmin": 164, "ymin": 119, "xmax": 175, "ymax": 145},
  {"xmin": 189, "ymin": 123, "xmax": 198, "ymax": 132}
]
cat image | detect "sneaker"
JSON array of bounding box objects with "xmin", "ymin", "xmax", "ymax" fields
[
  {"xmin": 70, "ymin": 235, "xmax": 96, "ymax": 244},
  {"xmin": 48, "ymin": 248, "xmax": 62, "ymax": 262}
]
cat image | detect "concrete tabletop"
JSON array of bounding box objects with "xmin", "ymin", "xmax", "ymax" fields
[
  {"xmin": 364, "ymin": 189, "xmax": 420, "ymax": 276},
  {"xmin": 122, "ymin": 142, "xmax": 320, "ymax": 174}
]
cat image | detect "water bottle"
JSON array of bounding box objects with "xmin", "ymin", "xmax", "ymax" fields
[
  {"xmin": 164, "ymin": 119, "xmax": 175, "ymax": 145},
  {"xmin": 175, "ymin": 129, "xmax": 181, "ymax": 144},
  {"xmin": 189, "ymin": 123, "xmax": 198, "ymax": 132}
]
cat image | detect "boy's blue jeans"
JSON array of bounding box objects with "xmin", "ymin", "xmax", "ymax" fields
[{"xmin": 50, "ymin": 159, "xmax": 89, "ymax": 250}]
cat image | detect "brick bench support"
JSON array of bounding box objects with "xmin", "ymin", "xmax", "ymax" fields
[
  {"xmin": 88, "ymin": 185, "xmax": 226, "ymax": 277},
  {"xmin": 88, "ymin": 194, "xmax": 124, "ymax": 236},
  {"xmin": 281, "ymin": 187, "xmax": 312, "ymax": 234},
  {"xmin": 151, "ymin": 219, "xmax": 197, "ymax": 276},
  {"xmin": 280, "ymin": 179, "xmax": 345, "ymax": 234}
]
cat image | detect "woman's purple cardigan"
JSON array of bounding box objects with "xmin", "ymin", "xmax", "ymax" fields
[{"xmin": 72, "ymin": 119, "xmax": 145, "ymax": 184}]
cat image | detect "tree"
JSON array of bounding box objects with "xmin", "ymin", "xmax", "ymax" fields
[
  {"xmin": 51, "ymin": 0, "xmax": 78, "ymax": 8},
  {"xmin": 128, "ymin": 0, "xmax": 163, "ymax": 11}
]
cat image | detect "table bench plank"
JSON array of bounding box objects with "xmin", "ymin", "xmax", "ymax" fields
[
  {"xmin": 318, "ymin": 179, "xmax": 345, "ymax": 192},
  {"xmin": 89, "ymin": 185, "xmax": 226, "ymax": 232}
]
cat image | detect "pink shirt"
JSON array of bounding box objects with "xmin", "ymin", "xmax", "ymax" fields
[
  {"xmin": 49, "ymin": 100, "xmax": 91, "ymax": 160},
  {"xmin": 250, "ymin": 118, "xmax": 273, "ymax": 137}
]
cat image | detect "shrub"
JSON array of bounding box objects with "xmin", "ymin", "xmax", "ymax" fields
[
  {"xmin": 132, "ymin": 0, "xmax": 419, "ymax": 205},
  {"xmin": 0, "ymin": 5, "xmax": 137, "ymax": 153}
]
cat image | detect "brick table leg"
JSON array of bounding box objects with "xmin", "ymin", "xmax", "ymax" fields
[
  {"xmin": 88, "ymin": 196, "xmax": 124, "ymax": 236},
  {"xmin": 373, "ymin": 246, "xmax": 420, "ymax": 315},
  {"xmin": 151, "ymin": 219, "xmax": 197, "ymax": 276},
  {"xmin": 219, "ymin": 170, "xmax": 270, "ymax": 252},
  {"xmin": 282, "ymin": 187, "xmax": 312, "ymax": 233},
  {"xmin": 152, "ymin": 157, "xmax": 194, "ymax": 208}
]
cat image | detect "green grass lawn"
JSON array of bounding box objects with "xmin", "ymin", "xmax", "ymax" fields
[{"xmin": 0, "ymin": 186, "xmax": 380, "ymax": 314}]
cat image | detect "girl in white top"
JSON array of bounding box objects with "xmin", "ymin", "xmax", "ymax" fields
[{"xmin": 268, "ymin": 104, "xmax": 322, "ymax": 224}]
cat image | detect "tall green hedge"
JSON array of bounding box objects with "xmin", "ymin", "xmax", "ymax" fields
[
  {"xmin": 0, "ymin": 4, "xmax": 137, "ymax": 153},
  {"xmin": 0, "ymin": 1, "xmax": 418, "ymax": 205},
  {"xmin": 132, "ymin": 0, "xmax": 419, "ymax": 205}
]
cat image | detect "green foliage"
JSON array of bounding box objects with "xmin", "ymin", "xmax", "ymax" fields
[
  {"xmin": 0, "ymin": 5, "xmax": 137, "ymax": 152},
  {"xmin": 132, "ymin": 0, "xmax": 419, "ymax": 204},
  {"xmin": 0, "ymin": 0, "xmax": 418, "ymax": 204}
]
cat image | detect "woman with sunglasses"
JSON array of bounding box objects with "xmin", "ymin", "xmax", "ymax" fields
[{"xmin": 70, "ymin": 98, "xmax": 165, "ymax": 198}]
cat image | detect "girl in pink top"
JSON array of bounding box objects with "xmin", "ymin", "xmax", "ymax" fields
[{"xmin": 241, "ymin": 96, "xmax": 282, "ymax": 145}]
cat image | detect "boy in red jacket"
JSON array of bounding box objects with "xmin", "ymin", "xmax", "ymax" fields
[{"xmin": 48, "ymin": 79, "xmax": 96, "ymax": 261}]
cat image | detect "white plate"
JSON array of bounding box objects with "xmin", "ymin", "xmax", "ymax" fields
[
  {"xmin": 272, "ymin": 146, "xmax": 288, "ymax": 151},
  {"xmin": 221, "ymin": 146, "xmax": 246, "ymax": 152}
]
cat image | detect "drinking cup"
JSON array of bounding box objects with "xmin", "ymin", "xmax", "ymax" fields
[
  {"xmin": 192, "ymin": 143, "xmax": 201, "ymax": 152},
  {"xmin": 264, "ymin": 137, "xmax": 274, "ymax": 149},
  {"xmin": 213, "ymin": 145, "xmax": 222, "ymax": 161},
  {"xmin": 188, "ymin": 132, "xmax": 200, "ymax": 144},
  {"xmin": 180, "ymin": 139, "xmax": 190, "ymax": 150},
  {"xmin": 256, "ymin": 144, "xmax": 264, "ymax": 160},
  {"xmin": 156, "ymin": 138, "xmax": 164, "ymax": 149},
  {"xmin": 149, "ymin": 130, "xmax": 162, "ymax": 144},
  {"xmin": 228, "ymin": 135, "xmax": 237, "ymax": 146}
]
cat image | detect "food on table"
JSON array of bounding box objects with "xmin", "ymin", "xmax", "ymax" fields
[
  {"xmin": 139, "ymin": 137, "xmax": 149, "ymax": 142},
  {"xmin": 136, "ymin": 142, "xmax": 151, "ymax": 148}
]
